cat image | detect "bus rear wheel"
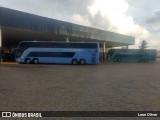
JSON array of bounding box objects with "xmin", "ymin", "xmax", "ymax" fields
[
  {"xmin": 80, "ymin": 59, "xmax": 86, "ymax": 65},
  {"xmin": 33, "ymin": 58, "xmax": 39, "ymax": 64},
  {"xmin": 72, "ymin": 59, "xmax": 78, "ymax": 65},
  {"xmin": 25, "ymin": 58, "xmax": 31, "ymax": 64},
  {"xmin": 118, "ymin": 58, "xmax": 121, "ymax": 62}
]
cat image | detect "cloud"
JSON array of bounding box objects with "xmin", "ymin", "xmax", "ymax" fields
[
  {"xmin": 148, "ymin": 35, "xmax": 160, "ymax": 49},
  {"xmin": 87, "ymin": 0, "xmax": 150, "ymax": 39},
  {"xmin": 71, "ymin": 14, "xmax": 91, "ymax": 26},
  {"xmin": 70, "ymin": 0, "xmax": 151, "ymax": 41},
  {"xmin": 146, "ymin": 9, "xmax": 160, "ymax": 23},
  {"xmin": 145, "ymin": 9, "xmax": 160, "ymax": 30}
]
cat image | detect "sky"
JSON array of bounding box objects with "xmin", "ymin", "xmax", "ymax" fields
[{"xmin": 0, "ymin": 0, "xmax": 160, "ymax": 50}]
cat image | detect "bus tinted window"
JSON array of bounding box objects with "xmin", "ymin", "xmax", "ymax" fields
[
  {"xmin": 28, "ymin": 52, "xmax": 75, "ymax": 58},
  {"xmin": 115, "ymin": 54, "xmax": 142, "ymax": 58}
]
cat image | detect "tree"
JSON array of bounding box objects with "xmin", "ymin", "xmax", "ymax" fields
[{"xmin": 139, "ymin": 40, "xmax": 148, "ymax": 49}]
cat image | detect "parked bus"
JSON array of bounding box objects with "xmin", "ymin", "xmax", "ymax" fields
[
  {"xmin": 107, "ymin": 49, "xmax": 157, "ymax": 62},
  {"xmin": 15, "ymin": 41, "xmax": 99, "ymax": 64}
]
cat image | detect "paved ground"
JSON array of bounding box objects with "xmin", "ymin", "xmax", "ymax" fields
[{"xmin": 0, "ymin": 59, "xmax": 160, "ymax": 119}]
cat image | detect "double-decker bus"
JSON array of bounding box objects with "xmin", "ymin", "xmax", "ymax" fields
[
  {"xmin": 107, "ymin": 49, "xmax": 157, "ymax": 62},
  {"xmin": 15, "ymin": 41, "xmax": 99, "ymax": 65}
]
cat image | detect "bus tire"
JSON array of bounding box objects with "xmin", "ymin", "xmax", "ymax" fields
[
  {"xmin": 72, "ymin": 59, "xmax": 78, "ymax": 65},
  {"xmin": 113, "ymin": 58, "xmax": 117, "ymax": 62},
  {"xmin": 80, "ymin": 59, "xmax": 86, "ymax": 65},
  {"xmin": 33, "ymin": 58, "xmax": 39, "ymax": 64},
  {"xmin": 25, "ymin": 58, "xmax": 31, "ymax": 64},
  {"xmin": 118, "ymin": 58, "xmax": 121, "ymax": 62}
]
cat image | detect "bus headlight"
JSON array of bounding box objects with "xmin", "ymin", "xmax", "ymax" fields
[{"xmin": 21, "ymin": 56, "xmax": 24, "ymax": 58}]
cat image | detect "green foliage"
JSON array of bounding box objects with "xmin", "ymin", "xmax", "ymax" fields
[{"xmin": 139, "ymin": 40, "xmax": 148, "ymax": 49}]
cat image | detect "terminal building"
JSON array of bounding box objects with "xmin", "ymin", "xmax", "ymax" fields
[{"xmin": 0, "ymin": 7, "xmax": 135, "ymax": 62}]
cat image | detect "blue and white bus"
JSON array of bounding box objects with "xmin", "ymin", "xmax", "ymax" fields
[{"xmin": 15, "ymin": 41, "xmax": 99, "ymax": 64}]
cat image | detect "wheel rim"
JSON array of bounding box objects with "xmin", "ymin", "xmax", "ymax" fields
[
  {"xmin": 34, "ymin": 59, "xmax": 39, "ymax": 64},
  {"xmin": 26, "ymin": 59, "xmax": 31, "ymax": 64},
  {"xmin": 80, "ymin": 60, "xmax": 85, "ymax": 64},
  {"xmin": 72, "ymin": 60, "xmax": 77, "ymax": 65}
]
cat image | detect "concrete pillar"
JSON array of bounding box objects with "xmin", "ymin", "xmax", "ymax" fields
[
  {"xmin": 66, "ymin": 37, "xmax": 69, "ymax": 42},
  {"xmin": 103, "ymin": 42, "xmax": 106, "ymax": 61},
  {"xmin": 126, "ymin": 45, "xmax": 129, "ymax": 49},
  {"xmin": 0, "ymin": 26, "xmax": 2, "ymax": 62},
  {"xmin": 0, "ymin": 26, "xmax": 2, "ymax": 47}
]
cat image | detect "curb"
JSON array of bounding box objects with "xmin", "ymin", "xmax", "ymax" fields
[{"xmin": 0, "ymin": 62, "xmax": 19, "ymax": 65}]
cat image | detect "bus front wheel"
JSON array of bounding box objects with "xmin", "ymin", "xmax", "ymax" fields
[
  {"xmin": 80, "ymin": 59, "xmax": 86, "ymax": 65},
  {"xmin": 33, "ymin": 58, "xmax": 39, "ymax": 64},
  {"xmin": 113, "ymin": 58, "xmax": 117, "ymax": 62},
  {"xmin": 72, "ymin": 59, "xmax": 78, "ymax": 65},
  {"xmin": 25, "ymin": 58, "xmax": 31, "ymax": 64}
]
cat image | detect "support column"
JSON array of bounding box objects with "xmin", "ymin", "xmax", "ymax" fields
[
  {"xmin": 66, "ymin": 37, "xmax": 69, "ymax": 42},
  {"xmin": 0, "ymin": 26, "xmax": 2, "ymax": 47},
  {"xmin": 103, "ymin": 42, "xmax": 106, "ymax": 61},
  {"xmin": 126, "ymin": 44, "xmax": 129, "ymax": 49},
  {"xmin": 0, "ymin": 26, "xmax": 2, "ymax": 62}
]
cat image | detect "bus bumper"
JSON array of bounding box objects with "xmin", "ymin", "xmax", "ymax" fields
[{"xmin": 16, "ymin": 58, "xmax": 25, "ymax": 63}]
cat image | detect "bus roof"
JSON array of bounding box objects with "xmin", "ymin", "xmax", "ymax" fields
[{"xmin": 19, "ymin": 41, "xmax": 99, "ymax": 44}]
